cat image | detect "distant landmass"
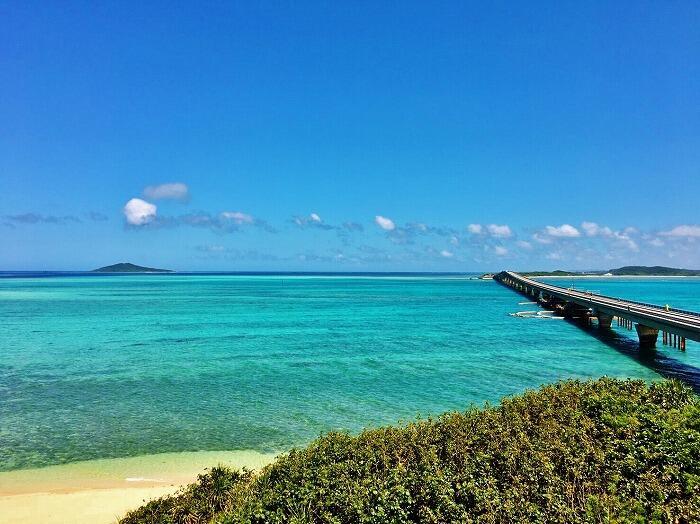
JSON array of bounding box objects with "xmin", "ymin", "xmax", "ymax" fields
[
  {"xmin": 92, "ymin": 262, "xmax": 173, "ymax": 273},
  {"xmin": 608, "ymin": 265, "xmax": 700, "ymax": 276},
  {"xmin": 520, "ymin": 265, "xmax": 700, "ymax": 277}
]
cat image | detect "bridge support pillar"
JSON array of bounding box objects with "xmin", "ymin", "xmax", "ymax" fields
[
  {"xmin": 562, "ymin": 302, "xmax": 575, "ymax": 319},
  {"xmin": 563, "ymin": 302, "xmax": 588, "ymax": 320},
  {"xmin": 635, "ymin": 324, "xmax": 659, "ymax": 348},
  {"xmin": 596, "ymin": 313, "xmax": 613, "ymax": 329}
]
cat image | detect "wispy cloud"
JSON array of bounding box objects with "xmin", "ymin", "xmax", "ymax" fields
[
  {"xmin": 221, "ymin": 211, "xmax": 254, "ymax": 225},
  {"xmin": 532, "ymin": 232, "xmax": 552, "ymax": 244},
  {"xmin": 660, "ymin": 225, "xmax": 700, "ymax": 238},
  {"xmin": 124, "ymin": 202, "xmax": 275, "ymax": 233},
  {"xmin": 581, "ymin": 221, "xmax": 612, "ymax": 237},
  {"xmin": 86, "ymin": 211, "xmax": 109, "ymax": 221},
  {"xmin": 181, "ymin": 211, "xmax": 275, "ymax": 233},
  {"xmin": 374, "ymin": 220, "xmax": 460, "ymax": 246},
  {"xmin": 486, "ymin": 224, "xmax": 512, "ymax": 238},
  {"xmin": 342, "ymin": 222, "xmax": 364, "ymax": 232},
  {"xmin": 3, "ymin": 212, "xmax": 82, "ymax": 225},
  {"xmin": 116, "ymin": 208, "xmax": 700, "ymax": 267},
  {"xmin": 292, "ymin": 213, "xmax": 335, "ymax": 230},
  {"xmin": 195, "ymin": 244, "xmax": 280, "ymax": 261},
  {"xmin": 467, "ymin": 223, "xmax": 511, "ymax": 238},
  {"xmin": 3, "ymin": 211, "xmax": 104, "ymax": 227},
  {"xmin": 611, "ymin": 230, "xmax": 638, "ymax": 252},
  {"xmin": 544, "ymin": 224, "xmax": 580, "ymax": 238},
  {"xmin": 290, "ymin": 215, "xmax": 364, "ymax": 248},
  {"xmin": 143, "ymin": 182, "xmax": 190, "ymax": 202},
  {"xmin": 579, "ymin": 221, "xmax": 639, "ymax": 251}
]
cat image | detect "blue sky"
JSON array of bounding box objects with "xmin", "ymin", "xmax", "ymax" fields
[{"xmin": 2, "ymin": 1, "xmax": 699, "ymax": 271}]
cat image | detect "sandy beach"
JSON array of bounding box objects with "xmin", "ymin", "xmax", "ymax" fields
[{"xmin": 0, "ymin": 450, "xmax": 277, "ymax": 524}]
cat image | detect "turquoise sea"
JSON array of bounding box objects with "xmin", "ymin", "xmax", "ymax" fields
[{"xmin": 2, "ymin": 274, "xmax": 700, "ymax": 472}]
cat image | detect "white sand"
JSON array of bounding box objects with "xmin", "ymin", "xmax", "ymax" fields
[
  {"xmin": 0, "ymin": 450, "xmax": 278, "ymax": 524},
  {"xmin": 0, "ymin": 486, "xmax": 181, "ymax": 524}
]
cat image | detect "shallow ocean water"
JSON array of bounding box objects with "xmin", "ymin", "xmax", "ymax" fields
[{"xmin": 1, "ymin": 274, "xmax": 699, "ymax": 471}]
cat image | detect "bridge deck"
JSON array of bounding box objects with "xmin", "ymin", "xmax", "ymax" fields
[{"xmin": 496, "ymin": 271, "xmax": 700, "ymax": 344}]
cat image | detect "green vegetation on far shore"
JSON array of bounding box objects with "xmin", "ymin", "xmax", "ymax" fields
[
  {"xmin": 609, "ymin": 266, "xmax": 700, "ymax": 276},
  {"xmin": 521, "ymin": 265, "xmax": 700, "ymax": 277},
  {"xmin": 91, "ymin": 262, "xmax": 172, "ymax": 273},
  {"xmin": 121, "ymin": 378, "xmax": 700, "ymax": 523}
]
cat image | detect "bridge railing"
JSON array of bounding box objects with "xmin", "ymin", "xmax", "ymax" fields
[
  {"xmin": 603, "ymin": 297, "xmax": 700, "ymax": 319},
  {"xmin": 502, "ymin": 272, "xmax": 700, "ymax": 320}
]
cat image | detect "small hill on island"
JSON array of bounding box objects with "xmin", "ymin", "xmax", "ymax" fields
[{"xmin": 91, "ymin": 262, "xmax": 173, "ymax": 273}]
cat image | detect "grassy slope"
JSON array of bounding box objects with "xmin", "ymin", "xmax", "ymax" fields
[{"xmin": 121, "ymin": 378, "xmax": 700, "ymax": 523}]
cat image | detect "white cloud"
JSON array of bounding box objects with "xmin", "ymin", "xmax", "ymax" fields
[
  {"xmin": 494, "ymin": 246, "xmax": 508, "ymax": 256},
  {"xmin": 581, "ymin": 221, "xmax": 612, "ymax": 237},
  {"xmin": 581, "ymin": 221, "xmax": 637, "ymax": 250},
  {"xmin": 648, "ymin": 237, "xmax": 664, "ymax": 247},
  {"xmin": 123, "ymin": 198, "xmax": 157, "ymax": 226},
  {"xmin": 516, "ymin": 240, "xmax": 532, "ymax": 250},
  {"xmin": 545, "ymin": 224, "xmax": 580, "ymax": 238},
  {"xmin": 660, "ymin": 225, "xmax": 700, "ymax": 237},
  {"xmin": 143, "ymin": 182, "xmax": 189, "ymax": 202},
  {"xmin": 467, "ymin": 223, "xmax": 483, "ymax": 234},
  {"xmin": 310, "ymin": 213, "xmax": 322, "ymax": 223},
  {"xmin": 375, "ymin": 215, "xmax": 396, "ymax": 231},
  {"xmin": 450, "ymin": 235, "xmax": 459, "ymax": 245},
  {"xmin": 545, "ymin": 252, "xmax": 563, "ymax": 260},
  {"xmin": 440, "ymin": 249, "xmax": 454, "ymax": 258},
  {"xmin": 612, "ymin": 231, "xmax": 638, "ymax": 252},
  {"xmin": 487, "ymin": 224, "xmax": 512, "ymax": 238},
  {"xmin": 220, "ymin": 211, "xmax": 254, "ymax": 224},
  {"xmin": 532, "ymin": 232, "xmax": 552, "ymax": 244},
  {"xmin": 620, "ymin": 239, "xmax": 639, "ymax": 251}
]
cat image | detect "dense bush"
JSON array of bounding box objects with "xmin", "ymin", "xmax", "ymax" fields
[{"xmin": 121, "ymin": 378, "xmax": 700, "ymax": 523}]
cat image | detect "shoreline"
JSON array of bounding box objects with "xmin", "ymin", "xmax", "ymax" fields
[{"xmin": 0, "ymin": 450, "xmax": 278, "ymax": 524}]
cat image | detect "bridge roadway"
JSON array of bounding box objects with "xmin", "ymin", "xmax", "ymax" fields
[{"xmin": 495, "ymin": 271, "xmax": 700, "ymax": 348}]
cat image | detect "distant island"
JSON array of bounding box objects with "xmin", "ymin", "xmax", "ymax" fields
[
  {"xmin": 91, "ymin": 262, "xmax": 173, "ymax": 273},
  {"xmin": 519, "ymin": 265, "xmax": 700, "ymax": 277},
  {"xmin": 608, "ymin": 265, "xmax": 700, "ymax": 276}
]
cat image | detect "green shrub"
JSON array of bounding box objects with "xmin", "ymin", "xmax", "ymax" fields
[{"xmin": 121, "ymin": 378, "xmax": 700, "ymax": 524}]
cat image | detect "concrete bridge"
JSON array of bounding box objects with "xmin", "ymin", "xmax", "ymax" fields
[{"xmin": 495, "ymin": 271, "xmax": 700, "ymax": 349}]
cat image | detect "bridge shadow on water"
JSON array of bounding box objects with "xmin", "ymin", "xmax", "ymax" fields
[{"xmin": 565, "ymin": 318, "xmax": 700, "ymax": 394}]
